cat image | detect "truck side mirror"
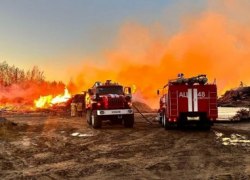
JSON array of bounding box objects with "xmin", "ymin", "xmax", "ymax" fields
[
  {"xmin": 124, "ymin": 87, "xmax": 132, "ymax": 95},
  {"xmin": 128, "ymin": 87, "xmax": 132, "ymax": 94}
]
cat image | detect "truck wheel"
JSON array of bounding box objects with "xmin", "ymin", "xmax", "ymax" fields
[
  {"xmin": 162, "ymin": 114, "xmax": 166, "ymax": 127},
  {"xmin": 163, "ymin": 115, "xmax": 174, "ymax": 130},
  {"xmin": 162, "ymin": 114, "xmax": 169, "ymax": 129},
  {"xmin": 198, "ymin": 121, "xmax": 211, "ymax": 131},
  {"xmin": 92, "ymin": 110, "xmax": 102, "ymax": 129},
  {"xmin": 160, "ymin": 110, "xmax": 167, "ymax": 127},
  {"xmin": 198, "ymin": 114, "xmax": 211, "ymax": 130},
  {"xmin": 165, "ymin": 122, "xmax": 174, "ymax": 130},
  {"xmin": 86, "ymin": 109, "xmax": 92, "ymax": 125},
  {"xmin": 158, "ymin": 112, "xmax": 163, "ymax": 125},
  {"xmin": 203, "ymin": 124, "xmax": 211, "ymax": 131},
  {"xmin": 163, "ymin": 114, "xmax": 170, "ymax": 129},
  {"xmin": 124, "ymin": 114, "xmax": 134, "ymax": 128}
]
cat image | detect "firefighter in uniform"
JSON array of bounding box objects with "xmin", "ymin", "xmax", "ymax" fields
[
  {"xmin": 76, "ymin": 102, "xmax": 83, "ymax": 117},
  {"xmin": 71, "ymin": 103, "xmax": 77, "ymax": 117}
]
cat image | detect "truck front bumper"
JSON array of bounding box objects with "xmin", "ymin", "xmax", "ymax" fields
[{"xmin": 97, "ymin": 109, "xmax": 133, "ymax": 116}]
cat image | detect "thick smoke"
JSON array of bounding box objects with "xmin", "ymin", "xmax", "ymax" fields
[
  {"xmin": 1, "ymin": 1, "xmax": 249, "ymax": 109},
  {"xmin": 70, "ymin": 0, "xmax": 250, "ymax": 108}
]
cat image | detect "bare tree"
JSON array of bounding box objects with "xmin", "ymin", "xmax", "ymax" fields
[{"xmin": 0, "ymin": 61, "xmax": 47, "ymax": 86}]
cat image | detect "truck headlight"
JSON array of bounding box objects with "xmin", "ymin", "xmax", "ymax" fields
[
  {"xmin": 128, "ymin": 109, "xmax": 133, "ymax": 114},
  {"xmin": 127, "ymin": 102, "xmax": 132, "ymax": 107}
]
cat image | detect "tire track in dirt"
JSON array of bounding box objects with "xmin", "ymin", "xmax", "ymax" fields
[{"xmin": 1, "ymin": 115, "xmax": 250, "ymax": 179}]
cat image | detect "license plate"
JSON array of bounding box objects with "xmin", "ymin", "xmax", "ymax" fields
[
  {"xmin": 111, "ymin": 111, "xmax": 121, "ymax": 114},
  {"xmin": 187, "ymin": 117, "xmax": 199, "ymax": 121}
]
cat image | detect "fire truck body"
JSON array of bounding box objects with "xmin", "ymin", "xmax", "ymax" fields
[
  {"xmin": 159, "ymin": 75, "xmax": 218, "ymax": 129},
  {"xmin": 85, "ymin": 80, "xmax": 134, "ymax": 129}
]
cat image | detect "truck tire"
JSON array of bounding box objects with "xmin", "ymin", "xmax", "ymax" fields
[
  {"xmin": 163, "ymin": 114, "xmax": 174, "ymax": 130},
  {"xmin": 124, "ymin": 114, "xmax": 134, "ymax": 128},
  {"xmin": 162, "ymin": 114, "xmax": 169, "ymax": 129},
  {"xmin": 86, "ymin": 109, "xmax": 92, "ymax": 125},
  {"xmin": 159, "ymin": 113, "xmax": 163, "ymax": 125},
  {"xmin": 163, "ymin": 115, "xmax": 170, "ymax": 130},
  {"xmin": 165, "ymin": 122, "xmax": 175, "ymax": 130},
  {"xmin": 161, "ymin": 110, "xmax": 168, "ymax": 127},
  {"xmin": 162, "ymin": 113, "xmax": 166, "ymax": 128},
  {"xmin": 203, "ymin": 124, "xmax": 211, "ymax": 131},
  {"xmin": 198, "ymin": 114, "xmax": 211, "ymax": 130},
  {"xmin": 198, "ymin": 121, "xmax": 211, "ymax": 130},
  {"xmin": 91, "ymin": 110, "xmax": 102, "ymax": 129}
]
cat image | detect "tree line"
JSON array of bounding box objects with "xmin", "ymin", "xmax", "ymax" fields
[
  {"xmin": 0, "ymin": 61, "xmax": 65, "ymax": 89},
  {"xmin": 0, "ymin": 61, "xmax": 46, "ymax": 86}
]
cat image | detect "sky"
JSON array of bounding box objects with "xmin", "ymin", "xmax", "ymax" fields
[
  {"xmin": 1, "ymin": 0, "xmax": 250, "ymax": 108},
  {"xmin": 0, "ymin": 0, "xmax": 206, "ymax": 82}
]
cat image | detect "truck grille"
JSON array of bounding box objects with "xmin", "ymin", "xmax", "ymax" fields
[{"xmin": 108, "ymin": 98, "xmax": 124, "ymax": 109}]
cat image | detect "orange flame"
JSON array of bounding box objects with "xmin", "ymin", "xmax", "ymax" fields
[{"xmin": 34, "ymin": 88, "xmax": 71, "ymax": 108}]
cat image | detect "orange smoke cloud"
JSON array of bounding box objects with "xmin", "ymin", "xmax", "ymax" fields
[{"xmin": 69, "ymin": 1, "xmax": 250, "ymax": 108}]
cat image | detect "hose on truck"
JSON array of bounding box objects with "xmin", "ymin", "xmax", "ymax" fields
[{"xmin": 132, "ymin": 104, "xmax": 154, "ymax": 125}]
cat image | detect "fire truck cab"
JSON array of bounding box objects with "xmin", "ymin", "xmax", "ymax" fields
[
  {"xmin": 85, "ymin": 80, "xmax": 134, "ymax": 129},
  {"xmin": 158, "ymin": 74, "xmax": 218, "ymax": 130}
]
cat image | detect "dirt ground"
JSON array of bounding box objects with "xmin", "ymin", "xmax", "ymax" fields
[{"xmin": 0, "ymin": 113, "xmax": 250, "ymax": 180}]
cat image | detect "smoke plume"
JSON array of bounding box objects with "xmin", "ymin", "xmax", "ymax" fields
[{"xmin": 70, "ymin": 0, "xmax": 250, "ymax": 108}]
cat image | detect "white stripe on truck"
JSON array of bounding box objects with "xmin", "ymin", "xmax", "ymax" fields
[
  {"xmin": 188, "ymin": 89, "xmax": 193, "ymax": 112},
  {"xmin": 193, "ymin": 89, "xmax": 198, "ymax": 112}
]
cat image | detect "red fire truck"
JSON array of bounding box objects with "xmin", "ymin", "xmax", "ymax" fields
[
  {"xmin": 85, "ymin": 80, "xmax": 134, "ymax": 129},
  {"xmin": 157, "ymin": 74, "xmax": 218, "ymax": 129}
]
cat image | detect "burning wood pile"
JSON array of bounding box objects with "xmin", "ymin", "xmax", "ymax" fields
[
  {"xmin": 218, "ymin": 86, "xmax": 250, "ymax": 107},
  {"xmin": 132, "ymin": 101, "xmax": 154, "ymax": 113},
  {"xmin": 34, "ymin": 88, "xmax": 71, "ymax": 108},
  {"xmin": 0, "ymin": 88, "xmax": 73, "ymax": 116},
  {"xmin": 31, "ymin": 88, "xmax": 75, "ymax": 116},
  {"xmin": 0, "ymin": 62, "xmax": 73, "ymax": 115},
  {"xmin": 231, "ymin": 109, "xmax": 250, "ymax": 121}
]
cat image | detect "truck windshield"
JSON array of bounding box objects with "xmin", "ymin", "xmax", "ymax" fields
[{"xmin": 96, "ymin": 86, "xmax": 123, "ymax": 95}]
